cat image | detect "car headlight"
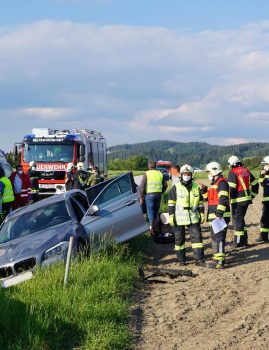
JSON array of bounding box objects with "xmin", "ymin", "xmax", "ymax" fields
[{"xmin": 43, "ymin": 241, "xmax": 69, "ymax": 261}]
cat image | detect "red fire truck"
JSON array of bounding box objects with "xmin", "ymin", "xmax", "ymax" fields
[{"xmin": 15, "ymin": 128, "xmax": 107, "ymax": 196}]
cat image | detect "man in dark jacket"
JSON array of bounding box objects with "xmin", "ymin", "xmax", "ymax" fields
[
  {"xmin": 28, "ymin": 161, "xmax": 39, "ymax": 202},
  {"xmin": 257, "ymin": 156, "xmax": 269, "ymax": 242},
  {"xmin": 227, "ymin": 155, "xmax": 259, "ymax": 247},
  {"xmin": 201, "ymin": 162, "xmax": 230, "ymax": 269}
]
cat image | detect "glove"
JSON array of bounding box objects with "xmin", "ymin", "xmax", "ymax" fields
[
  {"xmin": 200, "ymin": 185, "xmax": 208, "ymax": 195},
  {"xmin": 169, "ymin": 215, "xmax": 175, "ymax": 227},
  {"xmin": 200, "ymin": 213, "xmax": 205, "ymax": 224}
]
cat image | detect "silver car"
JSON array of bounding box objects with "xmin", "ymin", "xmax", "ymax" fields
[{"xmin": 0, "ymin": 172, "xmax": 148, "ymax": 286}]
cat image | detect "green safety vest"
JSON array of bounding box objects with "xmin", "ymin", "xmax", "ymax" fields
[
  {"xmin": 146, "ymin": 170, "xmax": 163, "ymax": 193},
  {"xmin": 175, "ymin": 182, "xmax": 202, "ymax": 225},
  {"xmin": 0, "ymin": 177, "xmax": 15, "ymax": 203}
]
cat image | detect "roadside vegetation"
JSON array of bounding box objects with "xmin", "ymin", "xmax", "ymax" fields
[{"xmin": 0, "ymin": 244, "xmax": 145, "ymax": 350}]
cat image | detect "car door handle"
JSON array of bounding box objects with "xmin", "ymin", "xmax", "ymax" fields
[{"xmin": 125, "ymin": 199, "xmax": 137, "ymax": 206}]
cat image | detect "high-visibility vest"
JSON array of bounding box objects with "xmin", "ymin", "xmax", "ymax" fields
[
  {"xmin": 174, "ymin": 182, "xmax": 202, "ymax": 225},
  {"xmin": 0, "ymin": 177, "xmax": 15, "ymax": 203},
  {"xmin": 146, "ymin": 170, "xmax": 163, "ymax": 193},
  {"xmin": 207, "ymin": 177, "xmax": 230, "ymax": 220},
  {"xmin": 232, "ymin": 166, "xmax": 250, "ymax": 192},
  {"xmin": 208, "ymin": 177, "xmax": 226, "ymax": 206}
]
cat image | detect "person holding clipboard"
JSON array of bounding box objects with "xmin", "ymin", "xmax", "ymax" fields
[{"xmin": 201, "ymin": 162, "xmax": 231, "ymax": 269}]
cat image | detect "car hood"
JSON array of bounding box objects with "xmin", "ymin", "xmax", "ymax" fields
[{"xmin": 0, "ymin": 221, "xmax": 74, "ymax": 265}]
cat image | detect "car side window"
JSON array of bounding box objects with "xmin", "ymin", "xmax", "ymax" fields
[
  {"xmin": 117, "ymin": 175, "xmax": 132, "ymax": 195},
  {"xmin": 93, "ymin": 174, "xmax": 132, "ymax": 209}
]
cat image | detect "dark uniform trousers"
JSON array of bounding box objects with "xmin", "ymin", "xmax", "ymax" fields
[
  {"xmin": 174, "ymin": 223, "xmax": 204, "ymax": 262},
  {"xmin": 210, "ymin": 225, "xmax": 228, "ymax": 266},
  {"xmin": 231, "ymin": 204, "xmax": 249, "ymax": 245},
  {"xmin": 260, "ymin": 203, "xmax": 269, "ymax": 240}
]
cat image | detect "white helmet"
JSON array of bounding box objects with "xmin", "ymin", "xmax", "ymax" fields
[
  {"xmin": 67, "ymin": 162, "xmax": 74, "ymax": 172},
  {"xmin": 228, "ymin": 155, "xmax": 240, "ymax": 167},
  {"xmin": 261, "ymin": 156, "xmax": 269, "ymax": 164},
  {"xmin": 205, "ymin": 162, "xmax": 222, "ymax": 176},
  {"xmin": 180, "ymin": 164, "xmax": 194, "ymax": 174},
  {"xmin": 29, "ymin": 161, "xmax": 36, "ymax": 168},
  {"xmin": 77, "ymin": 162, "xmax": 84, "ymax": 170}
]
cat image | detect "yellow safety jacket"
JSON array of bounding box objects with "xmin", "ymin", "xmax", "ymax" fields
[
  {"xmin": 146, "ymin": 170, "xmax": 163, "ymax": 193},
  {"xmin": 169, "ymin": 182, "xmax": 203, "ymax": 225},
  {"xmin": 0, "ymin": 177, "xmax": 15, "ymax": 203}
]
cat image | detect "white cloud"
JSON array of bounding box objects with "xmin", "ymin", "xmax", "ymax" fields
[{"xmin": 1, "ymin": 20, "xmax": 269, "ymax": 149}]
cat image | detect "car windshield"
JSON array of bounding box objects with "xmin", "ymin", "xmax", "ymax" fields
[
  {"xmin": 24, "ymin": 143, "xmax": 73, "ymax": 162},
  {"xmin": 0, "ymin": 201, "xmax": 70, "ymax": 244}
]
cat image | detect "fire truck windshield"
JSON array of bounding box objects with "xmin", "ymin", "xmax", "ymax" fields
[{"xmin": 24, "ymin": 143, "xmax": 73, "ymax": 163}]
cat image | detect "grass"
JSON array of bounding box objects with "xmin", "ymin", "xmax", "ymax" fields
[{"xmin": 0, "ymin": 244, "xmax": 143, "ymax": 350}]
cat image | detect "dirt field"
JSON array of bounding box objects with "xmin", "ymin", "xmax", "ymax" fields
[{"xmin": 131, "ymin": 187, "xmax": 269, "ymax": 350}]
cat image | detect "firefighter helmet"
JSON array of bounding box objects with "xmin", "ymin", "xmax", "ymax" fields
[
  {"xmin": 180, "ymin": 164, "xmax": 194, "ymax": 174},
  {"xmin": 77, "ymin": 162, "xmax": 84, "ymax": 170},
  {"xmin": 67, "ymin": 162, "xmax": 74, "ymax": 171},
  {"xmin": 205, "ymin": 162, "xmax": 222, "ymax": 176},
  {"xmin": 261, "ymin": 156, "xmax": 269, "ymax": 164},
  {"xmin": 29, "ymin": 161, "xmax": 36, "ymax": 168},
  {"xmin": 228, "ymin": 155, "xmax": 240, "ymax": 167}
]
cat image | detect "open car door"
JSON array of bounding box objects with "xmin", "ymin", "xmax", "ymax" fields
[{"xmin": 81, "ymin": 172, "xmax": 149, "ymax": 244}]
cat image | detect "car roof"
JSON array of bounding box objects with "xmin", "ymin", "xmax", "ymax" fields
[{"xmin": 8, "ymin": 189, "xmax": 85, "ymax": 218}]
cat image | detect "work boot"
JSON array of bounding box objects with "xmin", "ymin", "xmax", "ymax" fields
[
  {"xmin": 256, "ymin": 235, "xmax": 269, "ymax": 243},
  {"xmin": 208, "ymin": 261, "xmax": 224, "ymax": 269}
]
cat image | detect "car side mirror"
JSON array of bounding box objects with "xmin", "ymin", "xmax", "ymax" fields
[{"xmin": 88, "ymin": 204, "xmax": 100, "ymax": 215}]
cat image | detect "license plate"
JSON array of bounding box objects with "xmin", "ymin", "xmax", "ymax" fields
[
  {"xmin": 39, "ymin": 184, "xmax": 55, "ymax": 189},
  {"xmin": 1, "ymin": 271, "xmax": 33, "ymax": 288}
]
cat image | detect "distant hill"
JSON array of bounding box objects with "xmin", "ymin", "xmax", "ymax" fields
[{"xmin": 108, "ymin": 140, "xmax": 269, "ymax": 168}]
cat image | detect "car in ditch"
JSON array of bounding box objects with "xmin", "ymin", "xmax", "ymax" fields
[{"xmin": 0, "ymin": 172, "xmax": 149, "ymax": 287}]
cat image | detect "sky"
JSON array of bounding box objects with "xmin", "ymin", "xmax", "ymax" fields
[{"xmin": 1, "ymin": 0, "xmax": 269, "ymax": 150}]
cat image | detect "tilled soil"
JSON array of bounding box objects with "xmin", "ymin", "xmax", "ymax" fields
[{"xmin": 131, "ymin": 190, "xmax": 269, "ymax": 350}]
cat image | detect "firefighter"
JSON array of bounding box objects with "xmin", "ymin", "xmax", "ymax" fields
[
  {"xmin": 73, "ymin": 162, "xmax": 88, "ymax": 190},
  {"xmin": 227, "ymin": 155, "xmax": 259, "ymax": 247},
  {"xmin": 86, "ymin": 167, "xmax": 102, "ymax": 188},
  {"xmin": 0, "ymin": 165, "xmax": 14, "ymax": 222},
  {"xmin": 9, "ymin": 164, "xmax": 32, "ymax": 210},
  {"xmin": 168, "ymin": 164, "xmax": 206, "ymax": 266},
  {"xmin": 256, "ymin": 156, "xmax": 269, "ymax": 242},
  {"xmin": 28, "ymin": 161, "xmax": 39, "ymax": 202},
  {"xmin": 201, "ymin": 162, "xmax": 230, "ymax": 269},
  {"xmin": 65, "ymin": 162, "xmax": 76, "ymax": 191},
  {"xmin": 138, "ymin": 161, "xmax": 167, "ymax": 237}
]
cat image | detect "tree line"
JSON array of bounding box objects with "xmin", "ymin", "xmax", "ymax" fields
[{"xmin": 108, "ymin": 140, "xmax": 269, "ymax": 169}]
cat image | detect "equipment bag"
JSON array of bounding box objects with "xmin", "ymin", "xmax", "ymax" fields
[{"xmin": 153, "ymin": 212, "xmax": 175, "ymax": 244}]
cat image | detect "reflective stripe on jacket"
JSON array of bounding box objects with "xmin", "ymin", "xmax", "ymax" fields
[
  {"xmin": 0, "ymin": 177, "xmax": 14, "ymax": 203},
  {"xmin": 259, "ymin": 173, "xmax": 269, "ymax": 202},
  {"xmin": 228, "ymin": 166, "xmax": 258, "ymax": 205},
  {"xmin": 207, "ymin": 176, "xmax": 230, "ymax": 221},
  {"xmin": 172, "ymin": 182, "xmax": 203, "ymax": 225},
  {"xmin": 146, "ymin": 170, "xmax": 163, "ymax": 193}
]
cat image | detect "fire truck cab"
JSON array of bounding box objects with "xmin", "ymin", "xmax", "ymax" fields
[{"xmin": 15, "ymin": 128, "xmax": 107, "ymax": 196}]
